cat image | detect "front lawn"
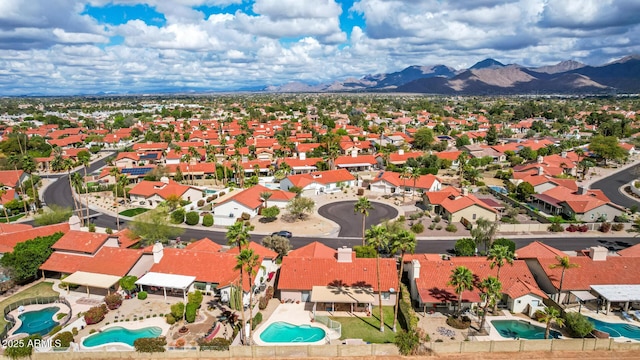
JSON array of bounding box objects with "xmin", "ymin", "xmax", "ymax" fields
[
  {"xmin": 0, "ymin": 281, "xmax": 58, "ymax": 329},
  {"xmin": 0, "ymin": 214, "xmax": 25, "ymax": 223},
  {"xmin": 119, "ymin": 208, "xmax": 149, "ymax": 217},
  {"xmin": 330, "ymin": 306, "xmax": 397, "ymax": 343}
]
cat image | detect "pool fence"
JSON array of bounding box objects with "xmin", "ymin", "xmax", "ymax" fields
[
  {"xmin": 314, "ymin": 315, "xmax": 342, "ymax": 339},
  {"xmin": 1, "ymin": 296, "xmax": 72, "ymax": 342}
]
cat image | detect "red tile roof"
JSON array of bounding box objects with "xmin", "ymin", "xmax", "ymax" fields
[
  {"xmin": 288, "ymin": 241, "xmax": 337, "ymax": 259},
  {"xmin": 285, "ymin": 169, "xmax": 355, "ymax": 187},
  {"xmin": 227, "ymin": 241, "xmax": 277, "ymax": 259},
  {"xmin": 0, "ymin": 223, "xmax": 70, "ymax": 254},
  {"xmin": 40, "ymin": 247, "xmax": 144, "ymax": 276},
  {"xmin": 216, "ymin": 184, "xmax": 296, "ymax": 209},
  {"xmin": 516, "ymin": 241, "xmax": 566, "ymax": 259},
  {"xmin": 52, "ymin": 230, "xmax": 109, "ymax": 254},
  {"xmin": 0, "ymin": 170, "xmax": 24, "ymax": 188},
  {"xmin": 128, "ymin": 179, "xmax": 192, "ymax": 200},
  {"xmin": 112, "ymin": 229, "xmax": 141, "ymax": 248},
  {"xmin": 406, "ymin": 255, "xmax": 545, "ymax": 304},
  {"xmin": 370, "ymin": 171, "xmax": 440, "ymax": 190},
  {"xmin": 536, "ymin": 256, "xmax": 640, "ymax": 291},
  {"xmin": 617, "ymin": 243, "xmax": 640, "ymax": 257},
  {"xmin": 185, "ymin": 238, "xmax": 223, "ymax": 252}
]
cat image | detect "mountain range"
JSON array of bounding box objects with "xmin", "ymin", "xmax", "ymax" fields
[{"xmin": 264, "ymin": 55, "xmax": 640, "ymax": 95}]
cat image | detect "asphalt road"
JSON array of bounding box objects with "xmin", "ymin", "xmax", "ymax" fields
[
  {"xmin": 590, "ymin": 163, "xmax": 640, "ymax": 209},
  {"xmin": 39, "ymin": 153, "xmax": 640, "ymax": 254},
  {"xmin": 317, "ymin": 200, "xmax": 399, "ymax": 237}
]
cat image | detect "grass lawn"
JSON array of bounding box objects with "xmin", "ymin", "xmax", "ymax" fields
[
  {"xmin": 0, "ymin": 214, "xmax": 26, "ymax": 223},
  {"xmin": 0, "ymin": 282, "xmax": 58, "ymax": 329},
  {"xmin": 330, "ymin": 306, "xmax": 397, "ymax": 344},
  {"xmin": 119, "ymin": 208, "xmax": 149, "ymax": 217}
]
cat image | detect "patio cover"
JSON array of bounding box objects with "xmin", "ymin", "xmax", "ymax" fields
[
  {"xmin": 64, "ymin": 271, "xmax": 121, "ymax": 290},
  {"xmin": 310, "ymin": 286, "xmax": 375, "ymax": 304},
  {"xmin": 591, "ymin": 285, "xmax": 640, "ymax": 302},
  {"xmin": 570, "ymin": 290, "xmax": 597, "ymax": 302},
  {"xmin": 135, "ymin": 272, "xmax": 196, "ymax": 290}
]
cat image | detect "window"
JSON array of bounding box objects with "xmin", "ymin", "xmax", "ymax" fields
[
  {"xmin": 472, "ymin": 214, "xmax": 477, "ymax": 220},
  {"xmin": 382, "ymin": 292, "xmax": 390, "ymax": 300}
]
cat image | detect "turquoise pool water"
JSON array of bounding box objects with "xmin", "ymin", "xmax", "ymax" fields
[
  {"xmin": 588, "ymin": 317, "xmax": 640, "ymax": 340},
  {"xmin": 259, "ymin": 322, "xmax": 326, "ymax": 343},
  {"xmin": 15, "ymin": 306, "xmax": 60, "ymax": 336},
  {"xmin": 492, "ymin": 320, "xmax": 561, "ymax": 339},
  {"xmin": 82, "ymin": 326, "xmax": 163, "ymax": 348}
]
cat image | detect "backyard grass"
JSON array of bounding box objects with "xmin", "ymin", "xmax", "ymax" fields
[
  {"xmin": 0, "ymin": 214, "xmax": 26, "ymax": 223},
  {"xmin": 330, "ymin": 306, "xmax": 397, "ymax": 343},
  {"xmin": 0, "ymin": 281, "xmax": 58, "ymax": 329},
  {"xmin": 119, "ymin": 208, "xmax": 149, "ymax": 217}
]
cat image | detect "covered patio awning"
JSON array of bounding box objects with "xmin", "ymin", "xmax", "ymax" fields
[
  {"xmin": 571, "ymin": 290, "xmax": 598, "ymax": 302},
  {"xmin": 63, "ymin": 271, "xmax": 121, "ymax": 298},
  {"xmin": 135, "ymin": 272, "xmax": 196, "ymax": 301},
  {"xmin": 591, "ymin": 285, "xmax": 640, "ymax": 302},
  {"xmin": 310, "ymin": 286, "xmax": 375, "ymax": 304}
]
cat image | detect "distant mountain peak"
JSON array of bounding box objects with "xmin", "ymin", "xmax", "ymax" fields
[
  {"xmin": 534, "ymin": 60, "xmax": 586, "ymax": 74},
  {"xmin": 470, "ymin": 58, "xmax": 505, "ymax": 70},
  {"xmin": 609, "ymin": 54, "xmax": 640, "ymax": 64}
]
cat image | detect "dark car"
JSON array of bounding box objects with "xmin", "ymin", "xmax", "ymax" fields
[{"xmin": 271, "ymin": 230, "xmax": 292, "ymax": 238}]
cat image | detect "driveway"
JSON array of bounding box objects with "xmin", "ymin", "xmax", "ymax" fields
[{"xmin": 317, "ymin": 201, "xmax": 399, "ymax": 238}]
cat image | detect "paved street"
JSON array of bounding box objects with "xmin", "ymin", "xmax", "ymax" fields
[
  {"xmin": 317, "ymin": 200, "xmax": 398, "ymax": 238},
  {"xmin": 590, "ymin": 162, "xmax": 640, "ymax": 209}
]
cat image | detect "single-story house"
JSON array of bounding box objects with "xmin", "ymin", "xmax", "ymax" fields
[
  {"xmin": 424, "ymin": 187, "xmax": 499, "ymax": 223},
  {"xmin": 214, "ymin": 184, "xmax": 296, "ymax": 226},
  {"xmin": 280, "ymin": 169, "xmax": 356, "ymax": 196}
]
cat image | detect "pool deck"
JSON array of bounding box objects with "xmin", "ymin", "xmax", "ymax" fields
[
  {"xmin": 79, "ymin": 317, "xmax": 171, "ymax": 351},
  {"xmin": 252, "ymin": 303, "xmax": 337, "ymax": 346},
  {"xmin": 470, "ymin": 311, "xmax": 564, "ymax": 342},
  {"xmin": 6, "ymin": 302, "xmax": 71, "ymax": 338}
]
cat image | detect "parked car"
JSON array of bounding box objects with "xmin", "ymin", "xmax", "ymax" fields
[{"xmin": 271, "ymin": 230, "xmax": 292, "ymax": 238}]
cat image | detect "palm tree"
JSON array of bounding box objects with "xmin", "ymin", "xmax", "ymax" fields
[
  {"xmin": 470, "ymin": 218, "xmax": 499, "ymax": 254},
  {"xmin": 226, "ymin": 221, "xmax": 251, "ymax": 252},
  {"xmin": 457, "ymin": 152, "xmax": 469, "ymax": 187},
  {"xmin": 233, "ymin": 156, "xmax": 245, "ymax": 188},
  {"xmin": 260, "ymin": 192, "xmax": 272, "ymax": 208},
  {"xmin": 77, "ymin": 152, "xmax": 92, "ymax": 220},
  {"xmin": 0, "ymin": 184, "xmax": 10, "ymax": 223},
  {"xmin": 365, "ymin": 225, "xmax": 390, "ymax": 332},
  {"xmin": 7, "ymin": 154, "xmax": 29, "ymax": 215},
  {"xmin": 400, "ymin": 167, "xmax": 410, "ymax": 203},
  {"xmin": 63, "ymin": 158, "xmax": 84, "ymax": 226},
  {"xmin": 549, "ymin": 256, "xmax": 579, "ymax": 304},
  {"xmin": 354, "ymin": 197, "xmax": 373, "ymax": 246},
  {"xmin": 487, "ymin": 245, "xmax": 514, "ymax": 281},
  {"xmin": 109, "ymin": 167, "xmax": 122, "ymax": 231},
  {"xmin": 235, "ymin": 248, "xmax": 262, "ymax": 344},
  {"xmin": 21, "ymin": 155, "xmax": 38, "ymax": 212},
  {"xmin": 204, "ymin": 145, "xmax": 219, "ymax": 185},
  {"xmin": 539, "ymin": 306, "xmax": 564, "ymax": 339},
  {"xmin": 188, "ymin": 147, "xmax": 200, "ymax": 185},
  {"xmin": 478, "ymin": 276, "xmax": 502, "ymax": 331},
  {"xmin": 390, "ymin": 229, "xmax": 416, "ymax": 332},
  {"xmin": 50, "ymin": 146, "xmax": 64, "ymax": 172},
  {"xmin": 448, "ymin": 266, "xmax": 474, "ymax": 314},
  {"xmin": 410, "ymin": 168, "xmax": 420, "ymax": 200},
  {"xmin": 118, "ymin": 174, "xmax": 129, "ymax": 208},
  {"xmin": 181, "ymin": 153, "xmax": 192, "ymax": 184}
]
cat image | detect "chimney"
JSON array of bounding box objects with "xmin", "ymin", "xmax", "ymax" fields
[
  {"xmin": 410, "ymin": 259, "xmax": 421, "ymax": 280},
  {"xmin": 577, "ymin": 186, "xmax": 587, "ymax": 195},
  {"xmin": 561, "ymin": 151, "xmax": 567, "ymax": 158},
  {"xmin": 351, "ymin": 149, "xmax": 358, "ymax": 158},
  {"xmin": 588, "ymin": 246, "xmax": 607, "ymax": 261},
  {"xmin": 537, "ymin": 155, "xmax": 543, "ymax": 164},
  {"xmin": 337, "ymin": 247, "xmax": 353, "ymax": 263},
  {"xmin": 160, "ymin": 176, "xmax": 170, "ymax": 184},
  {"xmin": 153, "ymin": 242, "xmax": 164, "ymax": 263},
  {"xmin": 537, "ymin": 166, "xmax": 544, "ymax": 176},
  {"xmin": 398, "ymin": 149, "xmax": 404, "ymax": 156},
  {"xmin": 462, "ymin": 188, "xmax": 469, "ymax": 196},
  {"xmin": 68, "ymin": 215, "xmax": 81, "ymax": 230},
  {"xmin": 299, "ymin": 152, "xmax": 306, "ymax": 160}
]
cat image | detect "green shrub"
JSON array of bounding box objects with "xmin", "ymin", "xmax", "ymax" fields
[
  {"xmin": 134, "ymin": 337, "xmax": 167, "ymax": 353},
  {"xmin": 185, "ymin": 211, "xmax": 199, "ymax": 225},
  {"xmin": 445, "ymin": 224, "xmax": 457, "ymax": 232},
  {"xmin": 454, "ymin": 238, "xmax": 475, "ymax": 256},
  {"xmin": 56, "ymin": 313, "xmax": 67, "ymax": 320},
  {"xmin": 72, "ymin": 327, "xmax": 78, "ymax": 336},
  {"xmin": 397, "ymin": 215, "xmax": 406, "ymax": 222},
  {"xmin": 171, "ymin": 209, "xmax": 185, "ymax": 224},
  {"xmin": 105, "ymin": 227, "xmax": 113, "ymax": 235},
  {"xmin": 48, "ymin": 324, "xmax": 62, "ymax": 336},
  {"xmin": 188, "ymin": 290, "xmax": 203, "ymax": 307},
  {"xmin": 84, "ymin": 304, "xmax": 108, "ymax": 325},
  {"xmin": 138, "ymin": 291, "xmax": 148, "ymax": 300},
  {"xmin": 88, "ymin": 223, "xmax": 96, "ymax": 232},
  {"xmin": 565, "ymin": 312, "xmax": 594, "ymax": 338},
  {"xmin": 433, "ymin": 215, "xmax": 441, "ymax": 223},
  {"xmin": 394, "ymin": 329, "xmax": 420, "ymax": 356},
  {"xmin": 165, "ymin": 314, "xmax": 176, "ymax": 325},
  {"xmin": 428, "ymin": 223, "xmax": 436, "ymax": 230},
  {"xmin": 446, "ymin": 316, "xmax": 471, "ymax": 329},
  {"xmin": 170, "ymin": 302, "xmax": 185, "ymax": 320},
  {"xmin": 5, "ymin": 334, "xmax": 40, "ymax": 359},
  {"xmin": 53, "ymin": 331, "xmax": 74, "ymax": 348},
  {"xmin": 241, "ymin": 212, "xmax": 251, "ymax": 221},
  {"xmin": 202, "ymin": 213, "xmax": 213, "ymax": 227},
  {"xmin": 197, "ymin": 199, "xmax": 205, "ymax": 207},
  {"xmin": 435, "ymin": 225, "xmax": 442, "ymax": 230},
  {"xmin": 259, "ymin": 297, "xmax": 268, "ymax": 310},
  {"xmin": 252, "ymin": 312, "xmax": 263, "ymax": 330},
  {"xmin": 185, "ymin": 303, "xmax": 197, "ymax": 323},
  {"xmin": 611, "ymin": 223, "xmax": 624, "ymax": 231},
  {"xmin": 599, "ymin": 222, "xmax": 611, "ymax": 233},
  {"xmin": 548, "ymin": 223, "xmax": 564, "ymax": 232},
  {"xmin": 410, "ymin": 223, "xmax": 424, "ymax": 234},
  {"xmin": 492, "ymin": 238, "xmax": 516, "ymax": 253}
]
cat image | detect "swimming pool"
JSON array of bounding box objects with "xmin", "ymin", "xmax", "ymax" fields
[
  {"xmin": 259, "ymin": 322, "xmax": 326, "ymax": 343},
  {"xmin": 82, "ymin": 326, "xmax": 163, "ymax": 348},
  {"xmin": 588, "ymin": 317, "xmax": 640, "ymax": 340},
  {"xmin": 492, "ymin": 319, "xmax": 562, "ymax": 339},
  {"xmin": 14, "ymin": 306, "xmax": 60, "ymax": 336}
]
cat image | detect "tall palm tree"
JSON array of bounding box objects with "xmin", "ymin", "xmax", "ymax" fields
[
  {"xmin": 354, "ymin": 197, "xmax": 373, "ymax": 246},
  {"xmin": 226, "ymin": 220, "xmax": 251, "ymax": 252},
  {"xmin": 471, "ymin": 218, "xmax": 499, "ymax": 254},
  {"xmin": 410, "ymin": 168, "xmax": 421, "ymax": 200},
  {"xmin": 390, "ymin": 229, "xmax": 416, "ymax": 332},
  {"xmin": 235, "ymin": 248, "xmax": 262, "ymax": 345},
  {"xmin": 478, "ymin": 276, "xmax": 502, "ymax": 331},
  {"xmin": 400, "ymin": 167, "xmax": 410, "ymax": 203},
  {"xmin": 260, "ymin": 192, "xmax": 272, "ymax": 208},
  {"xmin": 77, "ymin": 152, "xmax": 92, "ymax": 220},
  {"xmin": 448, "ymin": 266, "xmax": 474, "ymax": 314},
  {"xmin": 204, "ymin": 145, "xmax": 219, "ymax": 185},
  {"xmin": 487, "ymin": 245, "xmax": 514, "ymax": 281},
  {"xmin": 539, "ymin": 306, "xmax": 564, "ymax": 339},
  {"xmin": 118, "ymin": 174, "xmax": 129, "ymax": 208},
  {"xmin": 181, "ymin": 153, "xmax": 192, "ymax": 185},
  {"xmin": 549, "ymin": 256, "xmax": 579, "ymax": 303},
  {"xmin": 63, "ymin": 158, "xmax": 84, "ymax": 226},
  {"xmin": 457, "ymin": 152, "xmax": 469, "ymax": 187},
  {"xmin": 365, "ymin": 225, "xmax": 390, "ymax": 332},
  {"xmin": 109, "ymin": 167, "xmax": 122, "ymax": 231},
  {"xmin": 21, "ymin": 155, "xmax": 38, "ymax": 212},
  {"xmin": 233, "ymin": 156, "xmax": 245, "ymax": 188},
  {"xmin": 188, "ymin": 146, "xmax": 200, "ymax": 185},
  {"xmin": 0, "ymin": 184, "xmax": 10, "ymax": 223}
]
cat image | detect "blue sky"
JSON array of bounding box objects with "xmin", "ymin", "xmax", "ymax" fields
[{"xmin": 0, "ymin": 0, "xmax": 638, "ymax": 95}]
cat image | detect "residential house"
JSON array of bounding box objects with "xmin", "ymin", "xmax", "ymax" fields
[
  {"xmin": 278, "ymin": 243, "xmax": 398, "ymax": 314},
  {"xmin": 280, "ymin": 154, "xmax": 323, "ymax": 174},
  {"xmin": 424, "ymin": 187, "xmax": 499, "ymax": 223},
  {"xmin": 369, "ymin": 171, "xmax": 441, "ymax": 195},
  {"xmin": 214, "ymin": 184, "xmax": 296, "ymax": 226},
  {"xmin": 0, "ymin": 170, "xmax": 28, "ymax": 189},
  {"xmin": 404, "ymin": 254, "xmax": 546, "ymax": 316},
  {"xmin": 334, "ymin": 152, "xmax": 378, "ymax": 171},
  {"xmin": 531, "ymin": 186, "xmax": 624, "ymax": 221},
  {"xmin": 280, "ymin": 169, "xmax": 356, "ymax": 196},
  {"xmin": 128, "ymin": 177, "xmax": 204, "ymax": 208},
  {"xmin": 0, "ymin": 223, "xmax": 70, "ymax": 255}
]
